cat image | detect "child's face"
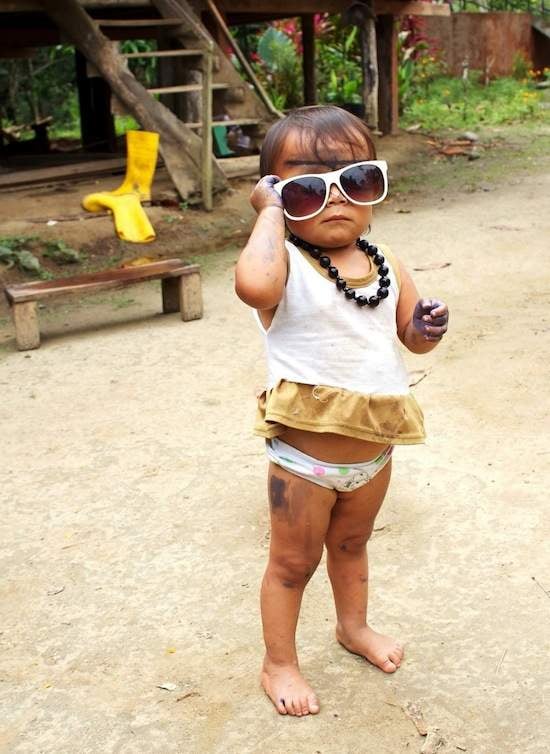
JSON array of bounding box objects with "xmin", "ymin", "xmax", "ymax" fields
[{"xmin": 271, "ymin": 129, "xmax": 375, "ymax": 249}]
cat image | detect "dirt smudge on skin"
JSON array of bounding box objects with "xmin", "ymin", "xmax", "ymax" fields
[{"xmin": 269, "ymin": 474, "xmax": 288, "ymax": 513}]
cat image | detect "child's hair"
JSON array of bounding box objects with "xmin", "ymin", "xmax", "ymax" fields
[{"xmin": 260, "ymin": 105, "xmax": 377, "ymax": 177}]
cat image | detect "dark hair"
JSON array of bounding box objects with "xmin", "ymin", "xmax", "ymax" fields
[{"xmin": 260, "ymin": 105, "xmax": 377, "ymax": 177}]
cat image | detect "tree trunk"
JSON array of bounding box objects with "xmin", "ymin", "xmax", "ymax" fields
[{"xmin": 39, "ymin": 0, "xmax": 227, "ymax": 199}]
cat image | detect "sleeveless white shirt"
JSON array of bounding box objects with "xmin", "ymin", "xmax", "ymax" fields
[{"xmin": 254, "ymin": 239, "xmax": 411, "ymax": 396}]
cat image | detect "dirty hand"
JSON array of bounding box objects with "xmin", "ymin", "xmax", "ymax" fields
[
  {"xmin": 412, "ymin": 298, "xmax": 449, "ymax": 341},
  {"xmin": 250, "ymin": 175, "xmax": 283, "ymax": 214}
]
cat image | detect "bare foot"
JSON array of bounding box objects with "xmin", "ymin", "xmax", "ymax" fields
[
  {"xmin": 261, "ymin": 656, "xmax": 320, "ymax": 716},
  {"xmin": 336, "ymin": 624, "xmax": 404, "ymax": 673}
]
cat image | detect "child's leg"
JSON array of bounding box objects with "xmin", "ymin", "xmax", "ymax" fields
[
  {"xmin": 324, "ymin": 459, "xmax": 404, "ymax": 673},
  {"xmin": 261, "ymin": 461, "xmax": 337, "ymax": 716}
]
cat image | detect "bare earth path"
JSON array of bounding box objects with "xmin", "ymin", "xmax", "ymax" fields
[{"xmin": 1, "ymin": 155, "xmax": 549, "ymax": 753}]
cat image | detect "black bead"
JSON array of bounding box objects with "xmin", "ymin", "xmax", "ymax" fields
[
  {"xmin": 366, "ymin": 245, "xmax": 377, "ymax": 256},
  {"xmin": 378, "ymin": 264, "xmax": 389, "ymax": 276},
  {"xmin": 328, "ymin": 266, "xmax": 339, "ymax": 279},
  {"xmin": 356, "ymin": 295, "xmax": 369, "ymax": 307},
  {"xmin": 336, "ymin": 277, "xmax": 346, "ymax": 290},
  {"xmin": 344, "ymin": 288, "xmax": 356, "ymax": 300},
  {"xmin": 309, "ymin": 247, "xmax": 321, "ymax": 259},
  {"xmin": 319, "ymin": 255, "xmax": 331, "ymax": 268},
  {"xmin": 379, "ymin": 277, "xmax": 390, "ymax": 288},
  {"xmin": 373, "ymin": 253, "xmax": 385, "ymax": 266},
  {"xmin": 368, "ymin": 295, "xmax": 380, "ymax": 307},
  {"xmin": 377, "ymin": 287, "xmax": 389, "ymax": 299},
  {"xmin": 356, "ymin": 238, "xmax": 368, "ymax": 251}
]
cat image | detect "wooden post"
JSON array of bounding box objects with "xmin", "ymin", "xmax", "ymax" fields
[
  {"xmin": 75, "ymin": 49, "xmax": 116, "ymax": 152},
  {"xmin": 161, "ymin": 277, "xmax": 180, "ymax": 313},
  {"xmin": 376, "ymin": 15, "xmax": 398, "ymax": 135},
  {"xmin": 200, "ymin": 48, "xmax": 213, "ymax": 211},
  {"xmin": 301, "ymin": 15, "xmax": 316, "ymax": 106},
  {"xmin": 12, "ymin": 301, "xmax": 40, "ymax": 350},
  {"xmin": 360, "ymin": 2, "xmax": 378, "ymax": 129},
  {"xmin": 179, "ymin": 266, "xmax": 203, "ymax": 321}
]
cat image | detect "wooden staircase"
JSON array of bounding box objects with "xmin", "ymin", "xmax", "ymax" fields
[{"xmin": 85, "ymin": 1, "xmax": 275, "ymax": 206}]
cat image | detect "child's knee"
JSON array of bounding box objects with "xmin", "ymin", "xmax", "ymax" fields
[
  {"xmin": 327, "ymin": 532, "xmax": 371, "ymax": 557},
  {"xmin": 269, "ymin": 550, "xmax": 322, "ymax": 588}
]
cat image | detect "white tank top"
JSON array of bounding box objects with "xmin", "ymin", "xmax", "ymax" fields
[{"xmin": 254, "ymin": 239, "xmax": 411, "ymax": 395}]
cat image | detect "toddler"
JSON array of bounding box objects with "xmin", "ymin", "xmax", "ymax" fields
[{"xmin": 235, "ymin": 106, "xmax": 449, "ymax": 717}]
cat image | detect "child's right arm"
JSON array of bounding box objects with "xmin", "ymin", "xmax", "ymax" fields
[{"xmin": 235, "ymin": 176, "xmax": 287, "ymax": 310}]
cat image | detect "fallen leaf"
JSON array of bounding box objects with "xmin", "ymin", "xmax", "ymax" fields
[{"xmin": 403, "ymin": 700, "xmax": 428, "ymax": 736}]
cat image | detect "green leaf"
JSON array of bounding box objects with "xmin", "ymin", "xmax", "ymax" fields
[{"xmin": 14, "ymin": 250, "xmax": 42, "ymax": 274}]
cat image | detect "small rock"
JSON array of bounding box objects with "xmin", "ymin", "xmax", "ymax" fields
[{"xmin": 461, "ymin": 131, "xmax": 479, "ymax": 142}]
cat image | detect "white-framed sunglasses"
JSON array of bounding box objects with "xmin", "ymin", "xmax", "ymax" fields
[{"xmin": 273, "ymin": 160, "xmax": 388, "ymax": 221}]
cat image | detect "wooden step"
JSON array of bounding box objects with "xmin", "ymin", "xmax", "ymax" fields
[
  {"xmin": 95, "ymin": 18, "xmax": 186, "ymax": 28},
  {"xmin": 147, "ymin": 83, "xmax": 230, "ymax": 95},
  {"xmin": 185, "ymin": 118, "xmax": 260, "ymax": 129},
  {"xmin": 123, "ymin": 48, "xmax": 205, "ymax": 59}
]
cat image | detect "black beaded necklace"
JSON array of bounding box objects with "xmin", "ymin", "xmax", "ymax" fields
[{"xmin": 288, "ymin": 232, "xmax": 390, "ymax": 308}]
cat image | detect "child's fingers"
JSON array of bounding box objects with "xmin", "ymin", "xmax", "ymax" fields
[
  {"xmin": 424, "ymin": 314, "xmax": 448, "ymax": 326},
  {"xmin": 429, "ymin": 301, "xmax": 448, "ymax": 318},
  {"xmin": 423, "ymin": 323, "xmax": 447, "ymax": 339}
]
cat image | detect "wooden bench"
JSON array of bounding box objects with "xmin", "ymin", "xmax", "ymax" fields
[{"xmin": 3, "ymin": 258, "xmax": 202, "ymax": 351}]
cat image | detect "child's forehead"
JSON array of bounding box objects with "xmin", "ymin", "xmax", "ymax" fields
[{"xmin": 277, "ymin": 129, "xmax": 370, "ymax": 168}]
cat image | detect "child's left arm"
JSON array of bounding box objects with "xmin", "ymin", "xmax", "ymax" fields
[{"xmin": 395, "ymin": 259, "xmax": 449, "ymax": 354}]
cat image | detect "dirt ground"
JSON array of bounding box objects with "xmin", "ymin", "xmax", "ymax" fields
[{"xmin": 1, "ymin": 126, "xmax": 549, "ymax": 754}]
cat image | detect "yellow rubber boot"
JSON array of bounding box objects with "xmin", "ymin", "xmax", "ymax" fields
[
  {"xmin": 82, "ymin": 130, "xmax": 159, "ymax": 243},
  {"xmin": 82, "ymin": 192, "xmax": 156, "ymax": 243},
  {"xmin": 110, "ymin": 130, "xmax": 159, "ymax": 201}
]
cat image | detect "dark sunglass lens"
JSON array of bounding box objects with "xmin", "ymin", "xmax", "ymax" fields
[
  {"xmin": 281, "ymin": 176, "xmax": 326, "ymax": 217},
  {"xmin": 341, "ymin": 164, "xmax": 385, "ymax": 203}
]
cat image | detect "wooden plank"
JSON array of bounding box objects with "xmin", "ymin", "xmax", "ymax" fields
[
  {"xmin": 94, "ymin": 18, "xmax": 186, "ymax": 27},
  {"xmin": 147, "ymin": 83, "xmax": 229, "ymax": 95},
  {"xmin": 217, "ymin": 154, "xmax": 259, "ymax": 178},
  {"xmin": 0, "ymin": 158, "xmax": 127, "ymax": 189},
  {"xmin": 5, "ymin": 259, "xmax": 193, "ymax": 304},
  {"xmin": 123, "ymin": 48, "xmax": 205, "ymax": 58},
  {"xmin": 185, "ymin": 118, "xmax": 260, "ymax": 129},
  {"xmin": 11, "ymin": 301, "xmax": 40, "ymax": 351}
]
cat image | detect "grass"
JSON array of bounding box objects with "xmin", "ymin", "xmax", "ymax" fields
[{"xmin": 401, "ymin": 74, "xmax": 549, "ymax": 133}]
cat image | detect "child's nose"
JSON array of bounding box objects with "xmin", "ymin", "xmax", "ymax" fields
[{"xmin": 327, "ymin": 182, "xmax": 347, "ymax": 204}]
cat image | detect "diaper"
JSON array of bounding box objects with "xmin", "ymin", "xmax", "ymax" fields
[{"xmin": 266, "ymin": 437, "xmax": 393, "ymax": 492}]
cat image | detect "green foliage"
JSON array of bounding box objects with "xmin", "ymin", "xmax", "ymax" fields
[
  {"xmin": 318, "ymin": 26, "xmax": 362, "ymax": 104},
  {"xmin": 0, "ymin": 45, "xmax": 77, "ymax": 133},
  {"xmin": 0, "ymin": 236, "xmax": 82, "ymax": 278},
  {"xmin": 255, "ymin": 27, "xmax": 303, "ymax": 109},
  {"xmin": 401, "ymin": 75, "xmax": 545, "ymax": 131}
]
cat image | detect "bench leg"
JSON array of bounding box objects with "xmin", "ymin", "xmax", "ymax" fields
[
  {"xmin": 180, "ymin": 270, "xmax": 203, "ymax": 321},
  {"xmin": 161, "ymin": 277, "xmax": 180, "ymax": 314},
  {"xmin": 12, "ymin": 301, "xmax": 40, "ymax": 350}
]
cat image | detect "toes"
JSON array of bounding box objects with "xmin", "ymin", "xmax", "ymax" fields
[
  {"xmin": 277, "ymin": 697, "xmax": 288, "ymax": 715},
  {"xmin": 307, "ymin": 693, "xmax": 320, "ymax": 714},
  {"xmin": 380, "ymin": 657, "xmax": 397, "ymax": 673},
  {"xmin": 388, "ymin": 649, "xmax": 402, "ymax": 667}
]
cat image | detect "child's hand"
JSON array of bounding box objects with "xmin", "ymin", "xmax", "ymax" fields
[
  {"xmin": 250, "ymin": 175, "xmax": 283, "ymax": 214},
  {"xmin": 412, "ymin": 299, "xmax": 449, "ymax": 342}
]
